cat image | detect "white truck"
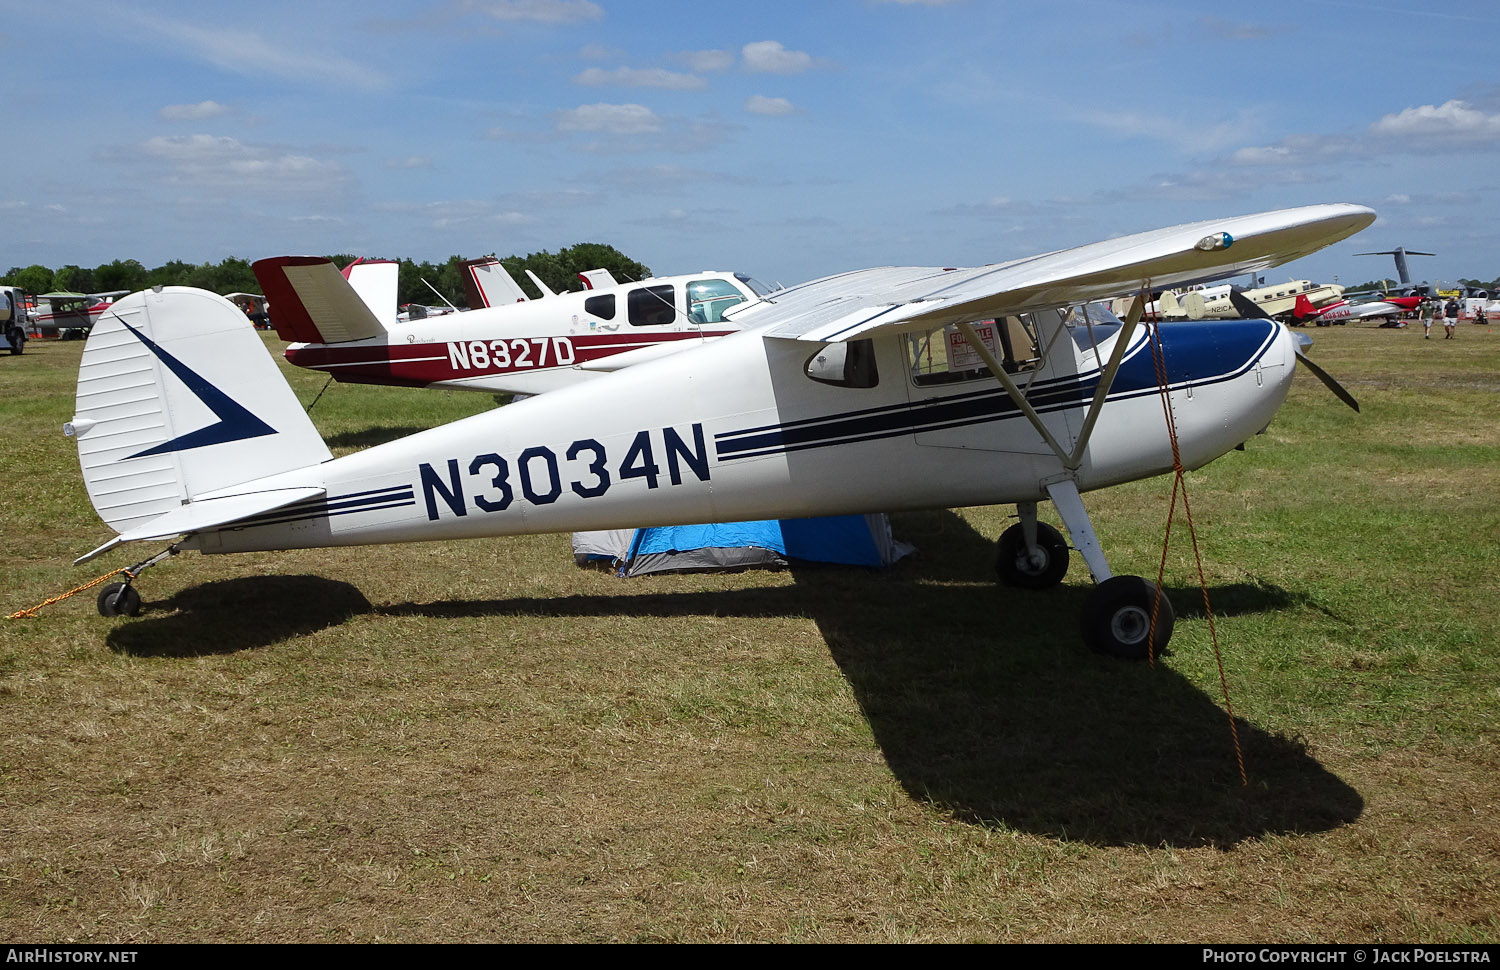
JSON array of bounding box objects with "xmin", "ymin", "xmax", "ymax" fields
[{"xmin": 1, "ymin": 286, "xmax": 28, "ymax": 354}]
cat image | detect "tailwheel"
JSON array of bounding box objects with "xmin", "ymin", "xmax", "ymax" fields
[
  {"xmin": 1080, "ymin": 575, "xmax": 1173, "ymax": 660},
  {"xmin": 994, "ymin": 522, "xmax": 1069, "ymax": 590},
  {"xmin": 96, "ymin": 582, "xmax": 142, "ymax": 618}
]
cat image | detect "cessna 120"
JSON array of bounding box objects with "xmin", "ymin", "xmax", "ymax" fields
[
  {"xmin": 256, "ymin": 255, "xmax": 771, "ymax": 397},
  {"xmin": 65, "ymin": 203, "xmax": 1374, "ymax": 660}
]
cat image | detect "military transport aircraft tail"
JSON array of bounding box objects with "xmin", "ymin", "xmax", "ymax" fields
[{"xmin": 65, "ymin": 286, "xmax": 332, "ymax": 563}]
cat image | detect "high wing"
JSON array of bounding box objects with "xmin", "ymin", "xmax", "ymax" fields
[{"xmin": 733, "ymin": 204, "xmax": 1375, "ymax": 342}]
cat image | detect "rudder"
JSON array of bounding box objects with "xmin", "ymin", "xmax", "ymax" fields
[{"xmin": 67, "ymin": 287, "xmax": 332, "ymax": 537}]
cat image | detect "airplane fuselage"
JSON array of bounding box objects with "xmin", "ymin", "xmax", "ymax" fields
[
  {"xmin": 188, "ymin": 317, "xmax": 1298, "ymax": 556},
  {"xmin": 282, "ymin": 271, "xmax": 757, "ymax": 395}
]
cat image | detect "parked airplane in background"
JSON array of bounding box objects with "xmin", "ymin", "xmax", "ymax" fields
[
  {"xmin": 1143, "ymin": 278, "xmax": 1344, "ymax": 322},
  {"xmin": 1291, "ymin": 292, "xmax": 1422, "ymax": 326},
  {"xmin": 255, "ymin": 256, "xmax": 773, "ymax": 397},
  {"xmin": 30, "ymin": 290, "xmax": 128, "ymax": 339},
  {"xmin": 67, "ymin": 204, "xmax": 1374, "ymax": 661}
]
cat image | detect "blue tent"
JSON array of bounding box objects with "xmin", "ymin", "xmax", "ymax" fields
[{"xmin": 572, "ymin": 514, "xmax": 914, "ymax": 577}]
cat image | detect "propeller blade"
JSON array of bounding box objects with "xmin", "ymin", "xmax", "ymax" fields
[
  {"xmin": 1294, "ymin": 346, "xmax": 1360, "ymax": 412},
  {"xmin": 1228, "ymin": 286, "xmax": 1272, "ymax": 320}
]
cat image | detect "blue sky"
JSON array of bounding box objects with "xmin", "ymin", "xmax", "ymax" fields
[{"xmin": 3, "ymin": 0, "xmax": 1498, "ymax": 290}]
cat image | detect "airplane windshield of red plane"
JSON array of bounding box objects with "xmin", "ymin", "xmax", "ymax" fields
[
  {"xmin": 687, "ymin": 279, "xmax": 747, "ymax": 323},
  {"xmin": 735, "ymin": 273, "xmax": 776, "ymax": 298}
]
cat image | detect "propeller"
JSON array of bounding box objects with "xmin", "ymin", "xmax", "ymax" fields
[{"xmin": 1227, "ymin": 287, "xmax": 1361, "ymax": 413}]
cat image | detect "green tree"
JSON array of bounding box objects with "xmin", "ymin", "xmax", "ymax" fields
[
  {"xmin": 93, "ymin": 259, "xmax": 148, "ymax": 294},
  {"xmin": 2, "ymin": 264, "xmax": 55, "ymax": 294},
  {"xmin": 53, "ymin": 265, "xmax": 97, "ymax": 294}
]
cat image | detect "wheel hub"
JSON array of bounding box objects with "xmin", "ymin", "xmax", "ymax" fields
[{"xmin": 1111, "ymin": 604, "xmax": 1150, "ymax": 645}]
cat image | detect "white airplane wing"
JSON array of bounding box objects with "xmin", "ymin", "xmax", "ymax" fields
[{"xmin": 741, "ymin": 204, "xmax": 1375, "ymax": 342}]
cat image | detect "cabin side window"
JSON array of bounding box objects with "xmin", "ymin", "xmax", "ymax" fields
[
  {"xmin": 627, "ymin": 285, "xmax": 677, "ymax": 327},
  {"xmin": 585, "ymin": 294, "xmax": 616, "ymax": 320},
  {"xmin": 686, "ymin": 279, "xmax": 748, "ymax": 324},
  {"xmin": 805, "ymin": 339, "xmax": 878, "ymax": 388},
  {"xmin": 906, "ymin": 317, "xmax": 1041, "ymax": 386}
]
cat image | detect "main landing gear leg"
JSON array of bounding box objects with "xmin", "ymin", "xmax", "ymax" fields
[
  {"xmin": 1044, "ymin": 478, "xmax": 1174, "ymax": 660},
  {"xmin": 994, "ymin": 501, "xmax": 1070, "ymax": 590},
  {"xmin": 96, "ymin": 545, "xmax": 179, "ymax": 618}
]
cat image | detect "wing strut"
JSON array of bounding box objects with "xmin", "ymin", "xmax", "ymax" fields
[
  {"xmin": 1064, "ymin": 292, "xmax": 1147, "ymax": 470},
  {"xmin": 954, "ymin": 320, "xmax": 1071, "ymax": 465},
  {"xmin": 954, "ymin": 290, "xmax": 1148, "ymax": 474}
]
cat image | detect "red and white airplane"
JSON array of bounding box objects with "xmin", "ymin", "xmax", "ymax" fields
[
  {"xmin": 66, "ymin": 204, "xmax": 1374, "ymax": 660},
  {"xmin": 30, "ymin": 290, "xmax": 129, "ymax": 339},
  {"xmin": 1291, "ymin": 292, "xmax": 1422, "ymax": 326},
  {"xmin": 255, "ymin": 256, "xmax": 772, "ymax": 397}
]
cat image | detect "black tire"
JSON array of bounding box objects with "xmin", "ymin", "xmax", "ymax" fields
[
  {"xmin": 6, "ymin": 330, "xmax": 21, "ymax": 355},
  {"xmin": 97, "ymin": 583, "xmax": 142, "ymax": 617},
  {"xmin": 1080, "ymin": 575, "xmax": 1173, "ymax": 660},
  {"xmin": 994, "ymin": 522, "xmax": 1070, "ymax": 590}
]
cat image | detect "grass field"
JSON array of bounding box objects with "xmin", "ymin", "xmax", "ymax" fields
[{"xmin": 2, "ymin": 322, "xmax": 1498, "ymax": 942}]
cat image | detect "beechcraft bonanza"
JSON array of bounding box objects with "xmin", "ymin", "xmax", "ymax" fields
[
  {"xmin": 65, "ymin": 203, "xmax": 1374, "ymax": 659},
  {"xmin": 255, "ymin": 255, "xmax": 772, "ymax": 397}
]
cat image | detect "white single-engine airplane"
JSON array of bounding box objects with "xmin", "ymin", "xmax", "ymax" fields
[
  {"xmin": 256, "ymin": 255, "xmax": 771, "ymax": 397},
  {"xmin": 65, "ymin": 204, "xmax": 1374, "ymax": 659}
]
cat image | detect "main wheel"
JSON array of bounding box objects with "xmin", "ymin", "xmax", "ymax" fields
[
  {"xmin": 97, "ymin": 583, "xmax": 142, "ymax": 617},
  {"xmin": 1080, "ymin": 575, "xmax": 1173, "ymax": 660},
  {"xmin": 994, "ymin": 522, "xmax": 1070, "ymax": 590}
]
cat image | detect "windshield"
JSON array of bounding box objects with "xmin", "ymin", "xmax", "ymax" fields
[{"xmin": 735, "ymin": 273, "xmax": 777, "ymax": 298}]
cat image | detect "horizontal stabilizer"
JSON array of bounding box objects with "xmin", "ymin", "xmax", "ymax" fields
[
  {"xmin": 254, "ymin": 256, "xmax": 388, "ymax": 344},
  {"xmin": 74, "ymin": 487, "xmax": 324, "ymax": 564}
]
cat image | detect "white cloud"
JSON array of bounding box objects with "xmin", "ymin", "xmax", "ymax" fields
[
  {"xmin": 742, "ymin": 40, "xmax": 814, "ymax": 75},
  {"xmin": 463, "ymin": 0, "xmax": 603, "ymax": 23},
  {"xmin": 386, "ymin": 156, "xmax": 433, "ymax": 170},
  {"xmin": 685, "ymin": 49, "xmax": 734, "ymax": 72},
  {"xmin": 124, "ymin": 14, "xmax": 386, "ymax": 91},
  {"xmin": 1368, "ymin": 99, "xmax": 1500, "ymax": 142},
  {"xmin": 158, "ymin": 100, "xmax": 230, "ymax": 122},
  {"xmin": 745, "ymin": 95, "xmax": 795, "ymax": 116},
  {"xmin": 127, "ymin": 134, "xmax": 350, "ymax": 195},
  {"xmin": 574, "ymin": 66, "xmax": 706, "ymax": 90},
  {"xmin": 556, "ymin": 103, "xmax": 664, "ymax": 134}
]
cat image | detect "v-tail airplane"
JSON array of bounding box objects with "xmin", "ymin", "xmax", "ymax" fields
[{"xmin": 66, "ymin": 203, "xmax": 1374, "ymax": 660}]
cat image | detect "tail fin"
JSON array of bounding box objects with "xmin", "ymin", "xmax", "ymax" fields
[
  {"xmin": 342, "ymin": 258, "xmax": 400, "ymax": 328},
  {"xmin": 66, "ymin": 287, "xmax": 332, "ymax": 555},
  {"xmin": 459, "ymin": 257, "xmax": 529, "ymax": 309},
  {"xmin": 1292, "ymin": 293, "xmax": 1318, "ymax": 321},
  {"xmin": 253, "ymin": 256, "xmax": 388, "ymax": 343},
  {"xmin": 578, "ymin": 268, "xmax": 618, "ymax": 290}
]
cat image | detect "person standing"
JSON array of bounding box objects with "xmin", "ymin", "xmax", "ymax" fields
[
  {"xmin": 1423, "ymin": 299, "xmax": 1435, "ymax": 339},
  {"xmin": 1444, "ymin": 298, "xmax": 1459, "ymax": 339}
]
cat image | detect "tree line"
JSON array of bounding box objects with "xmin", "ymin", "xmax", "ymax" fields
[{"xmin": 1, "ymin": 243, "xmax": 652, "ymax": 309}]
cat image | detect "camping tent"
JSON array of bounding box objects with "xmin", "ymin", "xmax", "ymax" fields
[{"xmin": 573, "ymin": 514, "xmax": 914, "ymax": 577}]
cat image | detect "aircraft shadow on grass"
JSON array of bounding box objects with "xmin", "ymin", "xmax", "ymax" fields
[
  {"xmin": 106, "ymin": 575, "xmax": 372, "ymax": 658},
  {"xmin": 110, "ymin": 510, "xmax": 1362, "ymax": 849}
]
